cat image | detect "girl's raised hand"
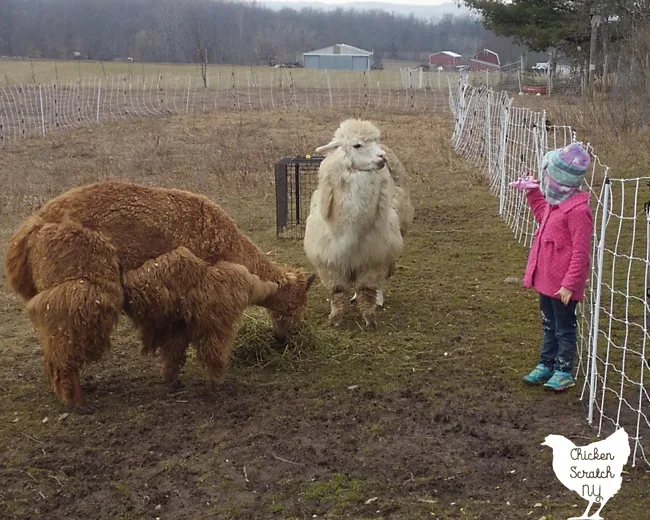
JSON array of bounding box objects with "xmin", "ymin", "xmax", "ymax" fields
[{"xmin": 510, "ymin": 175, "xmax": 539, "ymax": 191}]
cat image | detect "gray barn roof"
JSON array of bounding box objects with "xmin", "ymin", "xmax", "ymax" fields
[{"xmin": 304, "ymin": 43, "xmax": 373, "ymax": 56}]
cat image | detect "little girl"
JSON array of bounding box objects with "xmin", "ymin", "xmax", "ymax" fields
[{"xmin": 511, "ymin": 143, "xmax": 594, "ymax": 392}]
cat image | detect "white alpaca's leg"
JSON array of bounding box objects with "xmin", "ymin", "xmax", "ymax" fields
[
  {"xmin": 320, "ymin": 269, "xmax": 349, "ymax": 327},
  {"xmin": 354, "ymin": 267, "xmax": 387, "ymax": 328},
  {"xmin": 376, "ymin": 288, "xmax": 384, "ymax": 307}
]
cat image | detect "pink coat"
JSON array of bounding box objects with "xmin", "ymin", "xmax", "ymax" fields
[{"xmin": 523, "ymin": 189, "xmax": 593, "ymax": 302}]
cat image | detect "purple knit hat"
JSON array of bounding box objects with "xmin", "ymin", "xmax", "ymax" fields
[
  {"xmin": 541, "ymin": 143, "xmax": 590, "ymax": 205},
  {"xmin": 544, "ymin": 143, "xmax": 591, "ymax": 188}
]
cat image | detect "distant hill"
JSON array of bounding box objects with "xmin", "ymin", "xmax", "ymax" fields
[{"xmin": 258, "ymin": 1, "xmax": 478, "ymax": 20}]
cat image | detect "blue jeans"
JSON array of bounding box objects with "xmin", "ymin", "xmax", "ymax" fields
[{"xmin": 538, "ymin": 294, "xmax": 577, "ymax": 373}]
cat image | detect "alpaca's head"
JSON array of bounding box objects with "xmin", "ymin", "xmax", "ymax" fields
[
  {"xmin": 316, "ymin": 119, "xmax": 386, "ymax": 171},
  {"xmin": 263, "ymin": 267, "xmax": 316, "ymax": 342}
]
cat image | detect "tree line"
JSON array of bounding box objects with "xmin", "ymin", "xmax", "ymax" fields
[
  {"xmin": 463, "ymin": 0, "xmax": 650, "ymax": 80},
  {"xmin": 0, "ymin": 0, "xmax": 542, "ymax": 66}
]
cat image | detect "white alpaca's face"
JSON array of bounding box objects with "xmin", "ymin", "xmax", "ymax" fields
[
  {"xmin": 346, "ymin": 139, "xmax": 387, "ymax": 171},
  {"xmin": 317, "ymin": 137, "xmax": 387, "ymax": 171}
]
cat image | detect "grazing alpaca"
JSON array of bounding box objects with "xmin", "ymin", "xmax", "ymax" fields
[
  {"xmin": 303, "ymin": 118, "xmax": 403, "ymax": 328},
  {"xmin": 122, "ymin": 247, "xmax": 278, "ymax": 389},
  {"xmin": 14, "ymin": 219, "xmax": 125, "ymax": 407},
  {"xmin": 4, "ymin": 180, "xmax": 314, "ymax": 407}
]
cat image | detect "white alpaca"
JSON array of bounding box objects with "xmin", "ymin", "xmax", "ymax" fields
[
  {"xmin": 350, "ymin": 142, "xmax": 414, "ymax": 307},
  {"xmin": 303, "ymin": 119, "xmax": 404, "ymax": 328}
]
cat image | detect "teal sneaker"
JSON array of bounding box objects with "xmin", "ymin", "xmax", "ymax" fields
[
  {"xmin": 523, "ymin": 364, "xmax": 553, "ymax": 385},
  {"xmin": 543, "ymin": 371, "xmax": 575, "ymax": 392}
]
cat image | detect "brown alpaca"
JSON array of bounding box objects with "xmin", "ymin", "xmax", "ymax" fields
[
  {"xmin": 122, "ymin": 247, "xmax": 278, "ymax": 388},
  {"xmin": 4, "ymin": 181, "xmax": 315, "ymax": 407},
  {"xmin": 5, "ymin": 180, "xmax": 315, "ymax": 340},
  {"xmin": 9, "ymin": 219, "xmax": 124, "ymax": 406}
]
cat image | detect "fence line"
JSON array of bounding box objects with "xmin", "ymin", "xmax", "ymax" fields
[
  {"xmin": 449, "ymin": 73, "xmax": 650, "ymax": 468},
  {"xmin": 0, "ymin": 69, "xmax": 449, "ymax": 142},
  {"xmin": 2, "ymin": 63, "xmax": 647, "ymax": 468}
]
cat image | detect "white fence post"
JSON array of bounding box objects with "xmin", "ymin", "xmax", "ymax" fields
[
  {"xmin": 97, "ymin": 78, "xmax": 101, "ymax": 123},
  {"xmin": 636, "ymin": 202, "xmax": 650, "ymax": 466},
  {"xmin": 536, "ymin": 110, "xmax": 548, "ymax": 175},
  {"xmin": 39, "ymin": 85, "xmax": 46, "ymax": 136},
  {"xmin": 486, "ymin": 89, "xmax": 492, "ymax": 174},
  {"xmin": 498, "ymin": 97, "xmax": 512, "ymax": 216},
  {"xmin": 325, "ymin": 70, "xmax": 333, "ymax": 108},
  {"xmin": 588, "ymin": 176, "xmax": 610, "ymax": 425},
  {"xmin": 186, "ymin": 74, "xmax": 191, "ymax": 113}
]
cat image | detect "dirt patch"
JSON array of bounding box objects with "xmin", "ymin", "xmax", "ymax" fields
[{"xmin": 1, "ymin": 111, "xmax": 648, "ymax": 520}]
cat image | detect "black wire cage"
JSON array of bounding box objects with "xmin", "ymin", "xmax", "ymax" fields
[{"xmin": 275, "ymin": 156, "xmax": 323, "ymax": 239}]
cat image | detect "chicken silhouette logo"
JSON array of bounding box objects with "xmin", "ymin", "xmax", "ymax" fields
[{"xmin": 541, "ymin": 428, "xmax": 630, "ymax": 520}]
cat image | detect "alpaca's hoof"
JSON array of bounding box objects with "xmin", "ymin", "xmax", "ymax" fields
[
  {"xmin": 166, "ymin": 379, "xmax": 184, "ymax": 393},
  {"xmin": 67, "ymin": 402, "xmax": 96, "ymax": 415},
  {"xmin": 328, "ymin": 305, "xmax": 346, "ymax": 327},
  {"xmin": 329, "ymin": 317, "xmax": 344, "ymax": 328},
  {"xmin": 208, "ymin": 378, "xmax": 226, "ymax": 392},
  {"xmin": 363, "ymin": 314, "xmax": 377, "ymax": 329},
  {"xmin": 328, "ymin": 312, "xmax": 345, "ymax": 328},
  {"xmin": 376, "ymin": 289, "xmax": 384, "ymax": 307}
]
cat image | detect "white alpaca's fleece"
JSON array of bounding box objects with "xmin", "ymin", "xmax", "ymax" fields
[
  {"xmin": 382, "ymin": 144, "xmax": 414, "ymax": 236},
  {"xmin": 303, "ymin": 119, "xmax": 404, "ymax": 326}
]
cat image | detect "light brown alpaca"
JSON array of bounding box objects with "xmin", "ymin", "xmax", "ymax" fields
[
  {"xmin": 4, "ymin": 180, "xmax": 315, "ymax": 407},
  {"xmin": 122, "ymin": 247, "xmax": 278, "ymax": 389},
  {"xmin": 13, "ymin": 219, "xmax": 124, "ymax": 407}
]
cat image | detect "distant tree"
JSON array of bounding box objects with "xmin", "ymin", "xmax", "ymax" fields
[
  {"xmin": 0, "ymin": 0, "xmax": 19, "ymax": 56},
  {"xmin": 3, "ymin": 0, "xmax": 547, "ymax": 70},
  {"xmin": 373, "ymin": 51, "xmax": 384, "ymax": 70}
]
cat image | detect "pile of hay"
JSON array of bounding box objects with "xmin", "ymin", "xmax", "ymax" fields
[{"xmin": 230, "ymin": 308, "xmax": 335, "ymax": 370}]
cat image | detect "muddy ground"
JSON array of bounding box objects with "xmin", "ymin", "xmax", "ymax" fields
[{"xmin": 1, "ymin": 110, "xmax": 648, "ymax": 519}]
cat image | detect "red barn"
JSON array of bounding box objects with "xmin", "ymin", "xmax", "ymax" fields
[
  {"xmin": 429, "ymin": 51, "xmax": 462, "ymax": 69},
  {"xmin": 469, "ymin": 49, "xmax": 500, "ymax": 72}
]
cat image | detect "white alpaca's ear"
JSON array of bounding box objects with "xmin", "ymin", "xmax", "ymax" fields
[{"xmin": 316, "ymin": 139, "xmax": 341, "ymax": 153}]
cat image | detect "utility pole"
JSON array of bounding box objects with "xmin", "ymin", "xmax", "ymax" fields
[{"xmin": 589, "ymin": 10, "xmax": 602, "ymax": 91}]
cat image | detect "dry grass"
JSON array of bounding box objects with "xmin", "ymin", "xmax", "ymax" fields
[{"xmin": 511, "ymin": 93, "xmax": 650, "ymax": 180}]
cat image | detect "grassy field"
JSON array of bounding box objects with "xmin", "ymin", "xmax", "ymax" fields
[
  {"xmin": 0, "ymin": 58, "xmax": 213, "ymax": 85},
  {"xmin": 0, "ymin": 58, "xmax": 453, "ymax": 88},
  {"xmin": 1, "ymin": 109, "xmax": 648, "ymax": 519}
]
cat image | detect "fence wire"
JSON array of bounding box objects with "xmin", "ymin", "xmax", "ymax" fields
[
  {"xmin": 449, "ymin": 72, "xmax": 650, "ymax": 468},
  {"xmin": 0, "ymin": 69, "xmax": 450, "ymax": 142},
  {"xmin": 2, "ymin": 65, "xmax": 647, "ymax": 469}
]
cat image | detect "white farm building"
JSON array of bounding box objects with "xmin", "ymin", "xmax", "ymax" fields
[{"xmin": 303, "ymin": 43, "xmax": 373, "ymax": 71}]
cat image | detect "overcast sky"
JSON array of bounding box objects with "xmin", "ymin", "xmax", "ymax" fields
[{"xmin": 276, "ymin": 0, "xmax": 452, "ymax": 4}]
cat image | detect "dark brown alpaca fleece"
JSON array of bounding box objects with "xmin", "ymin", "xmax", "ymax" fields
[
  {"xmin": 122, "ymin": 247, "xmax": 278, "ymax": 387},
  {"xmin": 4, "ymin": 180, "xmax": 314, "ymax": 406}
]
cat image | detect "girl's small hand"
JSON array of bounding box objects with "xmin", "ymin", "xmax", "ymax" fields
[
  {"xmin": 555, "ymin": 286, "xmax": 574, "ymax": 305},
  {"xmin": 510, "ymin": 176, "xmax": 539, "ymax": 191}
]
